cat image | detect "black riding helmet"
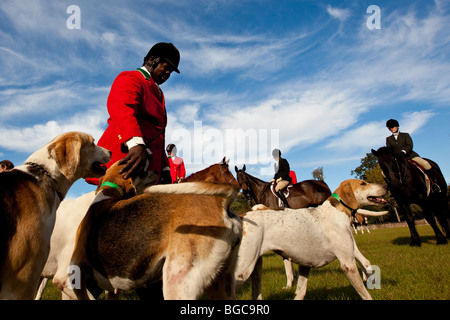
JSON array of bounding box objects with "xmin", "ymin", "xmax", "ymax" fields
[
  {"xmin": 166, "ymin": 143, "xmax": 176, "ymax": 154},
  {"xmin": 386, "ymin": 119, "xmax": 399, "ymax": 128},
  {"xmin": 143, "ymin": 42, "xmax": 180, "ymax": 73}
]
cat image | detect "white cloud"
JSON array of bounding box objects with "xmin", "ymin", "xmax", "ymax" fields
[
  {"xmin": 326, "ymin": 6, "xmax": 351, "ymax": 21},
  {"xmin": 0, "ymin": 81, "xmax": 109, "ymax": 153},
  {"xmin": 324, "ymin": 121, "xmax": 387, "ymax": 151},
  {"xmin": 0, "ymin": 108, "xmax": 107, "ymax": 153},
  {"xmin": 400, "ymin": 110, "xmax": 436, "ymax": 133},
  {"xmin": 324, "ymin": 110, "xmax": 436, "ymax": 152}
]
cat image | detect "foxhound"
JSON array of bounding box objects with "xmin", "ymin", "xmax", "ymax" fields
[
  {"xmin": 58, "ymin": 162, "xmax": 242, "ymax": 300},
  {"xmin": 0, "ymin": 132, "xmax": 111, "ymax": 299},
  {"xmin": 37, "ymin": 161, "xmax": 155, "ymax": 300},
  {"xmin": 235, "ymin": 179, "xmax": 388, "ymax": 300}
]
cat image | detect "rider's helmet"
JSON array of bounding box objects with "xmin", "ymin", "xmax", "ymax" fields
[
  {"xmin": 143, "ymin": 42, "xmax": 180, "ymax": 73},
  {"xmin": 386, "ymin": 119, "xmax": 399, "ymax": 128},
  {"xmin": 166, "ymin": 143, "xmax": 176, "ymax": 154}
]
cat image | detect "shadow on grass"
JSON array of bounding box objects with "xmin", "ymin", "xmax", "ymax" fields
[
  {"xmin": 265, "ymin": 284, "xmax": 362, "ymax": 300},
  {"xmin": 392, "ymin": 235, "xmax": 438, "ymax": 246}
]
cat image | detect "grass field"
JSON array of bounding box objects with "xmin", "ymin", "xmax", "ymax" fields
[{"xmin": 40, "ymin": 224, "xmax": 450, "ymax": 300}]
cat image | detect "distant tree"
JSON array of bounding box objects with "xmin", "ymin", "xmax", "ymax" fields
[
  {"xmin": 312, "ymin": 167, "xmax": 325, "ymax": 181},
  {"xmin": 351, "ymin": 152, "xmax": 378, "ymax": 180},
  {"xmin": 231, "ymin": 194, "xmax": 251, "ymax": 215}
]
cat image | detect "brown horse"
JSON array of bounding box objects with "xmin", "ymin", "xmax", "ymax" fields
[
  {"xmin": 234, "ymin": 165, "xmax": 331, "ymax": 209},
  {"xmin": 181, "ymin": 157, "xmax": 240, "ymax": 188}
]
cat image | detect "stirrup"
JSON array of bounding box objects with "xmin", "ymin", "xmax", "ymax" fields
[{"xmin": 431, "ymin": 183, "xmax": 441, "ymax": 193}]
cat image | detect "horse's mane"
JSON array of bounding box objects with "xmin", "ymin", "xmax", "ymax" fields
[
  {"xmin": 374, "ymin": 146, "xmax": 393, "ymax": 155},
  {"xmin": 240, "ymin": 171, "xmax": 273, "ymax": 194},
  {"xmin": 184, "ymin": 163, "xmax": 219, "ymax": 181},
  {"xmin": 242, "ymin": 171, "xmax": 269, "ymax": 185}
]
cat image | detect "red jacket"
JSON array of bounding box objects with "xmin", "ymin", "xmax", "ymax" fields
[
  {"xmin": 289, "ymin": 171, "xmax": 297, "ymax": 184},
  {"xmin": 88, "ymin": 69, "xmax": 169, "ymax": 184},
  {"xmin": 168, "ymin": 156, "xmax": 186, "ymax": 183}
]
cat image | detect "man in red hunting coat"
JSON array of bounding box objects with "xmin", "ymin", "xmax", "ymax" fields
[{"xmin": 86, "ymin": 42, "xmax": 180, "ymax": 185}]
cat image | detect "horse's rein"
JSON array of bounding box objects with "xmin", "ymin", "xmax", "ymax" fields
[
  {"xmin": 393, "ymin": 157, "xmax": 408, "ymax": 184},
  {"xmin": 219, "ymin": 165, "xmax": 238, "ymax": 185}
]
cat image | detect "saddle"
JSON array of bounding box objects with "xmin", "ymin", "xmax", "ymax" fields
[{"xmin": 407, "ymin": 159, "xmax": 431, "ymax": 196}]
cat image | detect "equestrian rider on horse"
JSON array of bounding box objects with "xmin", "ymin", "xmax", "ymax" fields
[
  {"xmin": 270, "ymin": 148, "xmax": 292, "ymax": 208},
  {"xmin": 386, "ymin": 119, "xmax": 441, "ymax": 193}
]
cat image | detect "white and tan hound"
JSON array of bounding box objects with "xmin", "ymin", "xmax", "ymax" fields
[
  {"xmin": 0, "ymin": 132, "xmax": 110, "ymax": 299},
  {"xmin": 235, "ymin": 179, "xmax": 388, "ymax": 300},
  {"xmin": 59, "ymin": 162, "xmax": 242, "ymax": 300}
]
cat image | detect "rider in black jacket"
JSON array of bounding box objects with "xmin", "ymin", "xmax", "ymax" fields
[{"xmin": 270, "ymin": 148, "xmax": 292, "ymax": 207}]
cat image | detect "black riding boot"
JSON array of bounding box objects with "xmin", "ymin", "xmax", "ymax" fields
[{"xmin": 277, "ymin": 190, "xmax": 290, "ymax": 208}]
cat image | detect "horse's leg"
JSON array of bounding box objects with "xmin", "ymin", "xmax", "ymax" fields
[
  {"xmin": 400, "ymin": 203, "xmax": 421, "ymax": 246},
  {"xmin": 424, "ymin": 202, "xmax": 448, "ymax": 245},
  {"xmin": 431, "ymin": 197, "xmax": 450, "ymax": 240}
]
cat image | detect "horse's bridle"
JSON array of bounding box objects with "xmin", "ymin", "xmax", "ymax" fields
[
  {"xmin": 237, "ymin": 174, "xmax": 255, "ymax": 204},
  {"xmin": 219, "ymin": 165, "xmax": 238, "ymax": 185},
  {"xmin": 391, "ymin": 157, "xmax": 408, "ymax": 185}
]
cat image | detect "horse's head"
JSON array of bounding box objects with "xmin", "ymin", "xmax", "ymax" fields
[
  {"xmin": 183, "ymin": 157, "xmax": 239, "ymax": 187},
  {"xmin": 234, "ymin": 164, "xmax": 251, "ymax": 195},
  {"xmin": 215, "ymin": 157, "xmax": 240, "ymax": 187},
  {"xmin": 372, "ymin": 147, "xmax": 403, "ymax": 186}
]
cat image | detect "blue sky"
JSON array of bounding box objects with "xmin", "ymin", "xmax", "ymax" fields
[{"xmin": 1, "ymin": 0, "xmax": 449, "ymax": 199}]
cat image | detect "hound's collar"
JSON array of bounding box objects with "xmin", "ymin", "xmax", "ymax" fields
[
  {"xmin": 25, "ymin": 162, "xmax": 64, "ymax": 201},
  {"xmin": 331, "ymin": 193, "xmax": 357, "ymax": 217},
  {"xmin": 100, "ymin": 181, "xmax": 124, "ymax": 197}
]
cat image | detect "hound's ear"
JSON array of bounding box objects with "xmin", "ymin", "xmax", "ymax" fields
[
  {"xmin": 335, "ymin": 180, "xmax": 358, "ymax": 210},
  {"xmin": 96, "ymin": 176, "xmax": 104, "ymax": 195},
  {"xmin": 48, "ymin": 134, "xmax": 82, "ymax": 181}
]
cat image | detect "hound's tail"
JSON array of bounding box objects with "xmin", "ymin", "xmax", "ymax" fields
[
  {"xmin": 144, "ymin": 181, "xmax": 239, "ymax": 199},
  {"xmin": 356, "ymin": 209, "xmax": 389, "ymax": 217}
]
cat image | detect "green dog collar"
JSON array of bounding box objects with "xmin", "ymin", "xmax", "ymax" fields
[
  {"xmin": 331, "ymin": 193, "xmax": 357, "ymax": 216},
  {"xmin": 331, "ymin": 192, "xmax": 341, "ymax": 202},
  {"xmin": 100, "ymin": 181, "xmax": 124, "ymax": 197}
]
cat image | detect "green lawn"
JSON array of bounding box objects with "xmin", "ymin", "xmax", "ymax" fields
[
  {"xmin": 236, "ymin": 225, "xmax": 450, "ymax": 300},
  {"xmin": 40, "ymin": 225, "xmax": 450, "ymax": 300}
]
